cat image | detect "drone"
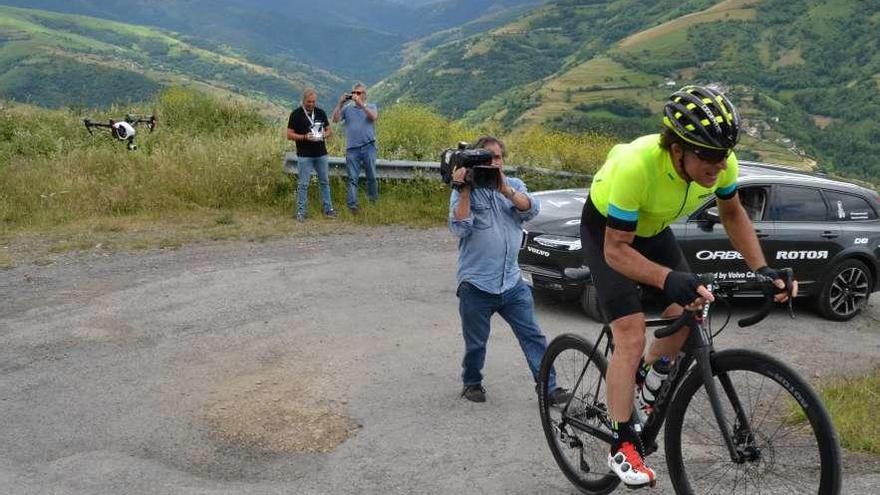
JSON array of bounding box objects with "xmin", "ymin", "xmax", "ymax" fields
[{"xmin": 83, "ymin": 113, "xmax": 158, "ymax": 150}]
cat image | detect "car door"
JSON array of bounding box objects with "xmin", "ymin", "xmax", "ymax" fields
[
  {"xmin": 764, "ymin": 184, "xmax": 843, "ymax": 284},
  {"xmin": 681, "ymin": 185, "xmax": 774, "ymax": 279}
]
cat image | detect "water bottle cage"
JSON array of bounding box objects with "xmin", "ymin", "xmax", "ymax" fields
[{"xmin": 641, "ymin": 360, "xmax": 680, "ymax": 426}]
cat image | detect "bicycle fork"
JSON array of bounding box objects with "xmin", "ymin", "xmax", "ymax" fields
[{"xmin": 694, "ymin": 346, "xmax": 757, "ymax": 464}]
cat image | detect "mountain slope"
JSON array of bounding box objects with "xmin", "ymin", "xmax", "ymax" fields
[
  {"xmin": 377, "ymin": 0, "xmax": 880, "ymax": 179},
  {"xmin": 0, "ymin": 0, "xmax": 546, "ymax": 83},
  {"xmin": 373, "ymin": 0, "xmax": 715, "ymax": 118},
  {"xmin": 0, "ymin": 6, "xmax": 341, "ymax": 109},
  {"xmin": 524, "ymin": 0, "xmax": 879, "ymax": 172}
]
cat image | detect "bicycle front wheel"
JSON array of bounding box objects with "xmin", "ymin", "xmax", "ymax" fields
[
  {"xmin": 538, "ymin": 333, "xmax": 619, "ymax": 495},
  {"xmin": 664, "ymin": 349, "xmax": 842, "ymax": 495}
]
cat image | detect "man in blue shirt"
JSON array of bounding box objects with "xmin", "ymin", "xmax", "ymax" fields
[
  {"xmin": 332, "ymin": 82, "xmax": 379, "ymax": 213},
  {"xmin": 449, "ymin": 136, "xmax": 568, "ymax": 404}
]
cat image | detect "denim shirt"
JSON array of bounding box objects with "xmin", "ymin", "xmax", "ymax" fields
[
  {"xmin": 340, "ymin": 103, "xmax": 378, "ymax": 149},
  {"xmin": 449, "ymin": 177, "xmax": 540, "ymax": 294}
]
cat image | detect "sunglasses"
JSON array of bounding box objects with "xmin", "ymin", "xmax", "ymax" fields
[
  {"xmin": 688, "ymin": 146, "xmax": 731, "ymax": 163},
  {"xmin": 352, "ymin": 91, "xmax": 364, "ymax": 95}
]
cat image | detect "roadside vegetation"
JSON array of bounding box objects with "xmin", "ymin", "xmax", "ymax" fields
[
  {"xmin": 0, "ymin": 87, "xmax": 609, "ymax": 264},
  {"xmin": 811, "ymin": 367, "xmax": 880, "ymax": 455}
]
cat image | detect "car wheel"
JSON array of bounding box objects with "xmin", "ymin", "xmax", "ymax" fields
[
  {"xmin": 816, "ymin": 259, "xmax": 873, "ymax": 321},
  {"xmin": 580, "ymin": 283, "xmax": 603, "ymax": 322}
]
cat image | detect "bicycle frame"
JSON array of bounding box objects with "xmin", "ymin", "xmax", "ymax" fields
[
  {"xmin": 640, "ymin": 295, "xmax": 756, "ymax": 463},
  {"xmin": 559, "ymin": 281, "xmax": 763, "ymax": 463}
]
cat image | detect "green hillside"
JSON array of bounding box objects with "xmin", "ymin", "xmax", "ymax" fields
[
  {"xmin": 374, "ymin": 0, "xmax": 716, "ymax": 117},
  {"xmin": 400, "ymin": 3, "xmax": 545, "ymax": 66},
  {"xmin": 375, "ymin": 0, "xmax": 880, "ymax": 180},
  {"xmin": 0, "ymin": 0, "xmax": 546, "ymax": 84},
  {"xmin": 0, "ymin": 6, "xmax": 341, "ymax": 110}
]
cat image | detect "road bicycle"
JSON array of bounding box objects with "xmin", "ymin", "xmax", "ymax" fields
[{"xmin": 537, "ymin": 269, "xmax": 842, "ymax": 494}]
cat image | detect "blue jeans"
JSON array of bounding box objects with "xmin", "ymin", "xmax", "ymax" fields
[
  {"xmin": 345, "ymin": 142, "xmax": 378, "ymax": 209},
  {"xmin": 297, "ymin": 155, "xmax": 333, "ymax": 216},
  {"xmin": 458, "ymin": 279, "xmax": 556, "ymax": 390}
]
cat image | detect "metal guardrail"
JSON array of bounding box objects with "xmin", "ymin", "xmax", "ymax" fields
[{"xmin": 281, "ymin": 152, "xmax": 592, "ymax": 182}]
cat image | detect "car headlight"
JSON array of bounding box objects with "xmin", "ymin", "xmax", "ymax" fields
[{"xmin": 534, "ymin": 234, "xmax": 581, "ymax": 251}]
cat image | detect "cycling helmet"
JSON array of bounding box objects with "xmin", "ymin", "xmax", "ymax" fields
[{"xmin": 663, "ymin": 85, "xmax": 740, "ymax": 150}]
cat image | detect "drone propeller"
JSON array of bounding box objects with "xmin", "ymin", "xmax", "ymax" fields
[
  {"xmin": 124, "ymin": 113, "xmax": 158, "ymax": 132},
  {"xmin": 82, "ymin": 118, "xmax": 114, "ymax": 135}
]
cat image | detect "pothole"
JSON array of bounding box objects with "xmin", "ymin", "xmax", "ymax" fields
[{"xmin": 201, "ymin": 366, "xmax": 359, "ymax": 453}]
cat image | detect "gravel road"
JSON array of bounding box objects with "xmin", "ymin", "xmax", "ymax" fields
[{"xmin": 1, "ymin": 226, "xmax": 878, "ymax": 494}]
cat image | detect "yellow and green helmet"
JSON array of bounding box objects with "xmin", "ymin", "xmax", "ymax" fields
[{"xmin": 663, "ymin": 85, "xmax": 740, "ymax": 151}]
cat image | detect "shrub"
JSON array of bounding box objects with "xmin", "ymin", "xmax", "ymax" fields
[
  {"xmin": 506, "ymin": 126, "xmax": 615, "ymax": 174},
  {"xmin": 376, "ymin": 103, "xmax": 479, "ymax": 161},
  {"xmin": 158, "ymin": 87, "xmax": 267, "ymax": 138}
]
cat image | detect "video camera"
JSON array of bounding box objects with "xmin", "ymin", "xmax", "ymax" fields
[{"xmin": 439, "ymin": 142, "xmax": 499, "ymax": 191}]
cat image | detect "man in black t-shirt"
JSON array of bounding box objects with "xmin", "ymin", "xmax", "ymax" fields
[{"xmin": 287, "ymin": 88, "xmax": 336, "ymax": 221}]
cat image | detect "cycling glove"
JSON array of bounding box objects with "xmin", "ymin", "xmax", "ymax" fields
[{"xmin": 663, "ymin": 271, "xmax": 702, "ymax": 306}]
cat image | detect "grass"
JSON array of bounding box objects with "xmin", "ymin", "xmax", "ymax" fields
[
  {"xmin": 790, "ymin": 367, "xmax": 880, "ymax": 455},
  {"xmin": 518, "ymin": 56, "xmax": 663, "ymax": 129},
  {"xmin": 0, "ymin": 6, "xmax": 122, "ymax": 53},
  {"xmin": 0, "ymin": 186, "xmax": 451, "ymax": 265},
  {"xmin": 617, "ymin": 0, "xmax": 758, "ymax": 50},
  {"xmin": 771, "ymin": 47, "xmax": 805, "ymax": 69},
  {"xmin": 2, "ymin": 89, "xmax": 601, "ymax": 194},
  {"xmin": 1, "ymin": 87, "xmax": 608, "ymax": 263},
  {"xmin": 1, "ymin": 208, "xmax": 355, "ymax": 265}
]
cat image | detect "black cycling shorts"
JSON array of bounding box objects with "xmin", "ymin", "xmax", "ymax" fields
[{"xmin": 580, "ymin": 196, "xmax": 690, "ymax": 322}]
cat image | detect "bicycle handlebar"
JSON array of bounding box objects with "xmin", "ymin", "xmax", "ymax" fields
[
  {"xmin": 654, "ymin": 268, "xmax": 794, "ymax": 338},
  {"xmin": 654, "ymin": 314, "xmax": 691, "ymax": 338},
  {"xmin": 735, "ymin": 267, "xmax": 794, "ymax": 328}
]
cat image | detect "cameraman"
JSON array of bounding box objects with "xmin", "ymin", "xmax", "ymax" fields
[
  {"xmin": 332, "ymin": 82, "xmax": 379, "ymax": 213},
  {"xmin": 449, "ymin": 136, "xmax": 568, "ymax": 405}
]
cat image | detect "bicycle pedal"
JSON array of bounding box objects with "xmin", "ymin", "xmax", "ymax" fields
[{"xmin": 624, "ymin": 479, "xmax": 656, "ymax": 490}]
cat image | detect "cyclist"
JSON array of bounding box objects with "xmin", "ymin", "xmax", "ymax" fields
[{"xmin": 579, "ymin": 85, "xmax": 797, "ymax": 488}]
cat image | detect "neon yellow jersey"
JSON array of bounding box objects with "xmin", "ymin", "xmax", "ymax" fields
[{"xmin": 589, "ymin": 134, "xmax": 738, "ymax": 237}]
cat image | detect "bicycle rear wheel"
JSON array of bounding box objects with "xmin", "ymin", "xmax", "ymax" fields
[
  {"xmin": 538, "ymin": 333, "xmax": 619, "ymax": 495},
  {"xmin": 664, "ymin": 349, "xmax": 842, "ymax": 495}
]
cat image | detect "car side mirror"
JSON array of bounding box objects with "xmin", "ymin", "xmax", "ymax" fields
[{"xmin": 701, "ymin": 206, "xmax": 720, "ymax": 231}]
